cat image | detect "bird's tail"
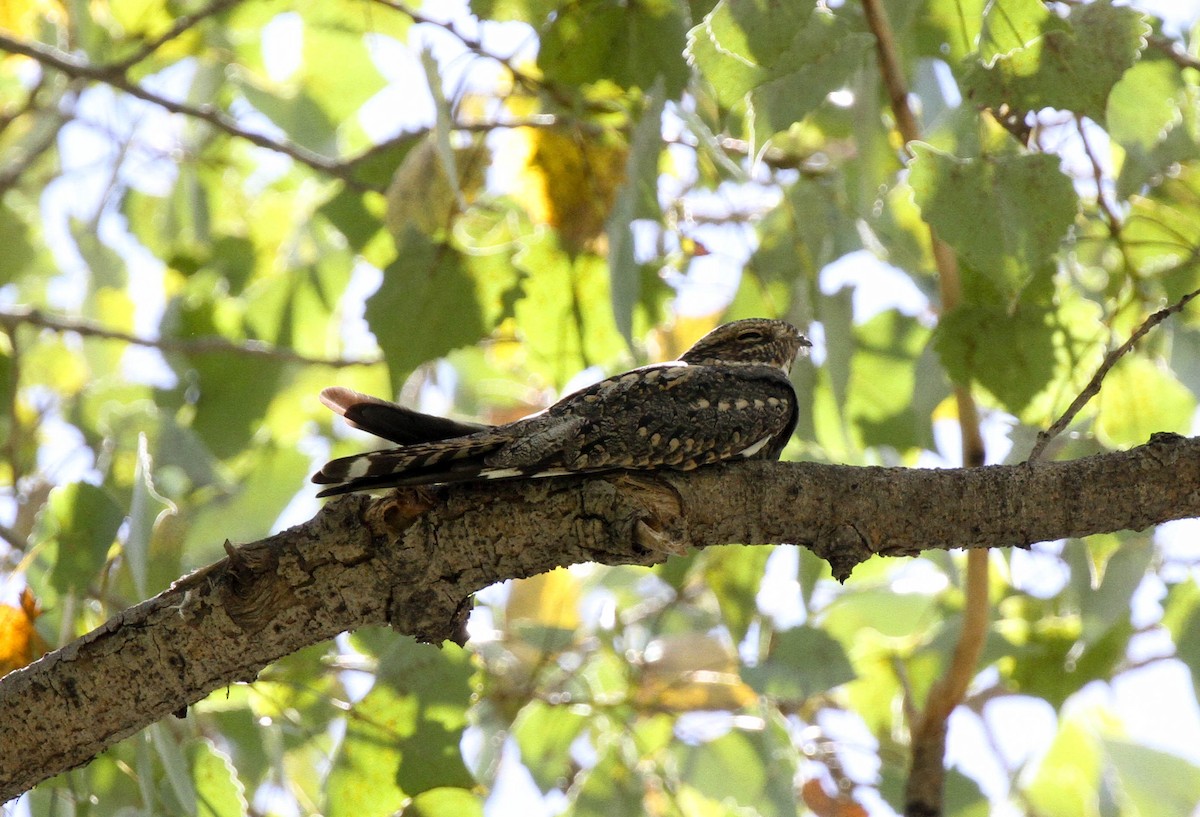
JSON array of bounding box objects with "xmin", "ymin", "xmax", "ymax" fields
[
  {"xmin": 312, "ymin": 433, "xmax": 510, "ymax": 496},
  {"xmin": 319, "ymin": 387, "xmax": 490, "ymax": 445}
]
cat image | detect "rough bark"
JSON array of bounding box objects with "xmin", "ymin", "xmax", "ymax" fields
[{"xmin": 2, "ymin": 433, "xmax": 1199, "ymax": 801}]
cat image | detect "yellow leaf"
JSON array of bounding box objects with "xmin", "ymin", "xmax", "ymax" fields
[
  {"xmin": 0, "ymin": 587, "xmax": 49, "ymax": 675},
  {"xmin": 0, "ymin": 0, "xmax": 63, "ymax": 43},
  {"xmin": 635, "ymin": 633, "xmax": 758, "ymax": 711},
  {"xmin": 648, "ymin": 313, "xmax": 721, "ymax": 362},
  {"xmin": 507, "ymin": 567, "xmax": 580, "ymax": 629},
  {"xmin": 505, "ymin": 127, "xmax": 628, "ymax": 253}
]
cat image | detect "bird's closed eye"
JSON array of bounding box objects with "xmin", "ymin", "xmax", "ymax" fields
[{"xmin": 737, "ymin": 330, "xmax": 765, "ymax": 341}]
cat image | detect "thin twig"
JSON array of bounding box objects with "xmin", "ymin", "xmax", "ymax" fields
[
  {"xmin": 0, "ymin": 521, "xmax": 24, "ymax": 550},
  {"xmin": 369, "ymin": 0, "xmax": 611, "ymax": 114},
  {"xmin": 108, "ymin": 0, "xmax": 245, "ymax": 71},
  {"xmin": 0, "ymin": 307, "xmax": 380, "ymax": 368},
  {"xmin": 1075, "ymin": 114, "xmax": 1122, "ymax": 234},
  {"xmin": 1029, "ymin": 285, "xmax": 1200, "ymax": 461},
  {"xmin": 1148, "ymin": 34, "xmax": 1200, "ymax": 72}
]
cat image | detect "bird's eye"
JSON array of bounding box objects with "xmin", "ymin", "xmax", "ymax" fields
[{"xmin": 737, "ymin": 329, "xmax": 764, "ymax": 341}]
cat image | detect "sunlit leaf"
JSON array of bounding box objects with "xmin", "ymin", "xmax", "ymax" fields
[
  {"xmin": 743, "ymin": 625, "xmax": 856, "ymax": 700},
  {"xmin": 670, "ymin": 711, "xmax": 798, "ymax": 817},
  {"xmin": 910, "ymin": 145, "xmax": 1078, "ymax": 299},
  {"xmin": 402, "ymin": 787, "xmax": 484, "ymax": 817},
  {"xmin": 43, "ymin": 483, "xmax": 124, "ymax": 595},
  {"xmin": 1096, "ymin": 355, "xmax": 1196, "ymax": 449},
  {"xmin": 188, "ymin": 739, "xmax": 247, "ymax": 817},
  {"xmin": 539, "ymin": 0, "xmax": 689, "ymax": 97},
  {"xmin": 365, "ymin": 227, "xmax": 488, "ymax": 390},
  {"xmin": 966, "ymin": 1, "xmax": 1149, "ymax": 122},
  {"xmin": 1023, "ymin": 714, "xmax": 1104, "ymax": 817},
  {"xmin": 512, "ymin": 699, "xmax": 588, "ymax": 792}
]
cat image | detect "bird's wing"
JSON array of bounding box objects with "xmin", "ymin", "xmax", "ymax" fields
[
  {"xmin": 320, "ymin": 386, "xmax": 490, "ymax": 445},
  {"xmin": 517, "ymin": 363, "xmax": 797, "ymax": 471}
]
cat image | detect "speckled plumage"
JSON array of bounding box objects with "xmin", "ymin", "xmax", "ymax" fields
[{"xmin": 313, "ymin": 318, "xmax": 810, "ymax": 496}]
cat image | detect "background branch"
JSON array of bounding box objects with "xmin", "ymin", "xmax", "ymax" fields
[
  {"xmin": 3, "ymin": 436, "xmax": 1200, "ymax": 802},
  {"xmin": 0, "ymin": 32, "xmax": 379, "ymax": 190},
  {"xmin": 0, "ymin": 307, "xmax": 380, "ymax": 368}
]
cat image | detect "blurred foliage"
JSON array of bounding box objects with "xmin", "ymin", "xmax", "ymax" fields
[{"xmin": 2, "ymin": 0, "xmax": 1200, "ymax": 815}]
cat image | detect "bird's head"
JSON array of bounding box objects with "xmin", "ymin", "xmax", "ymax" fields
[{"xmin": 678, "ymin": 318, "xmax": 811, "ymax": 373}]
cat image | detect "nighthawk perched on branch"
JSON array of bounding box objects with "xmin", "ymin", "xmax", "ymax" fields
[{"xmin": 313, "ymin": 318, "xmax": 810, "ymax": 497}]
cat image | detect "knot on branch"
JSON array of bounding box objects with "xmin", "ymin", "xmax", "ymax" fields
[
  {"xmin": 811, "ymin": 524, "xmax": 872, "ymax": 582},
  {"xmin": 220, "ymin": 539, "xmax": 298, "ymax": 632}
]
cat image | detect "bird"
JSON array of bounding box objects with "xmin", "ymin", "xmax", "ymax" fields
[{"xmin": 313, "ymin": 318, "xmax": 810, "ymax": 497}]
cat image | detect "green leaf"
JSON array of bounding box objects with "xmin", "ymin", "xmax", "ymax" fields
[
  {"xmin": 978, "ymin": 0, "xmax": 1070, "ymax": 65},
  {"xmin": 318, "ymin": 188, "xmax": 385, "ymax": 252},
  {"xmin": 365, "ymin": 228, "xmax": 487, "ymax": 390},
  {"xmin": 239, "ymin": 84, "xmax": 337, "ymax": 154},
  {"xmin": 747, "ymin": 27, "xmax": 873, "ymax": 149},
  {"xmin": 909, "ymin": 145, "xmax": 1077, "ymax": 299},
  {"xmin": 1096, "ymin": 356, "xmax": 1196, "ymax": 449},
  {"xmin": 1164, "ymin": 580, "xmax": 1200, "ymax": 700},
  {"xmin": 185, "ymin": 350, "xmax": 287, "ymax": 460},
  {"xmin": 912, "ymin": 0, "xmax": 987, "ymax": 64},
  {"xmin": 357, "ymin": 635, "xmax": 475, "ymax": 797},
  {"xmin": 935, "ymin": 286, "xmax": 1104, "ymax": 422},
  {"xmin": 821, "ymin": 586, "xmax": 939, "ymax": 643},
  {"xmin": 1104, "ymin": 739, "xmax": 1200, "ymax": 817},
  {"xmin": 743, "ymin": 626, "xmax": 856, "ymax": 699},
  {"xmin": 187, "ymin": 739, "xmax": 247, "ymax": 817},
  {"xmin": 671, "ymin": 711, "xmax": 798, "ymax": 817},
  {"xmin": 299, "ymin": 7, "xmax": 388, "ymax": 123},
  {"xmin": 180, "ymin": 445, "xmax": 308, "ymax": 564},
  {"xmin": 1107, "ymin": 57, "xmax": 1184, "ymax": 153},
  {"xmin": 324, "ymin": 685, "xmax": 410, "ymax": 817},
  {"xmin": 470, "ymin": 0, "xmax": 558, "ymax": 24},
  {"xmin": 608, "ymin": 84, "xmax": 666, "ymax": 345},
  {"xmin": 126, "ymin": 434, "xmax": 173, "ymax": 599},
  {"xmin": 846, "ymin": 309, "xmax": 936, "ymax": 451},
  {"xmin": 0, "ymin": 201, "xmax": 35, "ymax": 287},
  {"xmin": 1123, "ymin": 164, "xmax": 1200, "ymax": 280},
  {"xmin": 1005, "ymin": 617, "xmax": 1131, "ymax": 709},
  {"xmin": 571, "ymin": 740, "xmax": 647, "ymax": 817},
  {"xmin": 512, "ymin": 699, "xmax": 588, "ymax": 793},
  {"xmin": 539, "ymin": 0, "xmax": 689, "ymax": 98},
  {"xmin": 152, "ymin": 722, "xmax": 197, "ymax": 814},
  {"xmin": 45, "ymin": 482, "xmax": 125, "ymax": 594},
  {"xmin": 687, "ymin": 1, "xmax": 872, "ymax": 147},
  {"xmin": 512, "ymin": 244, "xmax": 627, "ymax": 387},
  {"xmin": 402, "ymin": 788, "xmax": 484, "ymax": 817},
  {"xmin": 687, "ymin": 0, "xmax": 818, "ymax": 110},
  {"xmin": 703, "ymin": 545, "xmax": 771, "ymax": 644},
  {"xmin": 1024, "ymin": 716, "xmax": 1103, "ymax": 817},
  {"xmin": 965, "ymin": 1, "xmax": 1150, "ymax": 123}
]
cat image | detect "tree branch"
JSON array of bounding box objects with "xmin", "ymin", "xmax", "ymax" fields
[
  {"xmin": 3, "ymin": 436, "xmax": 1200, "ymax": 801},
  {"xmin": 0, "ymin": 307, "xmax": 379, "ymax": 368}
]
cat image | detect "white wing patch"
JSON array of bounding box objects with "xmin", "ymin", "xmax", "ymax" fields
[{"xmin": 737, "ymin": 436, "xmax": 772, "ymax": 458}]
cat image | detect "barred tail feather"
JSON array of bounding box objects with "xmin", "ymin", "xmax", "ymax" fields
[{"xmin": 312, "ymin": 435, "xmax": 508, "ymax": 496}]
